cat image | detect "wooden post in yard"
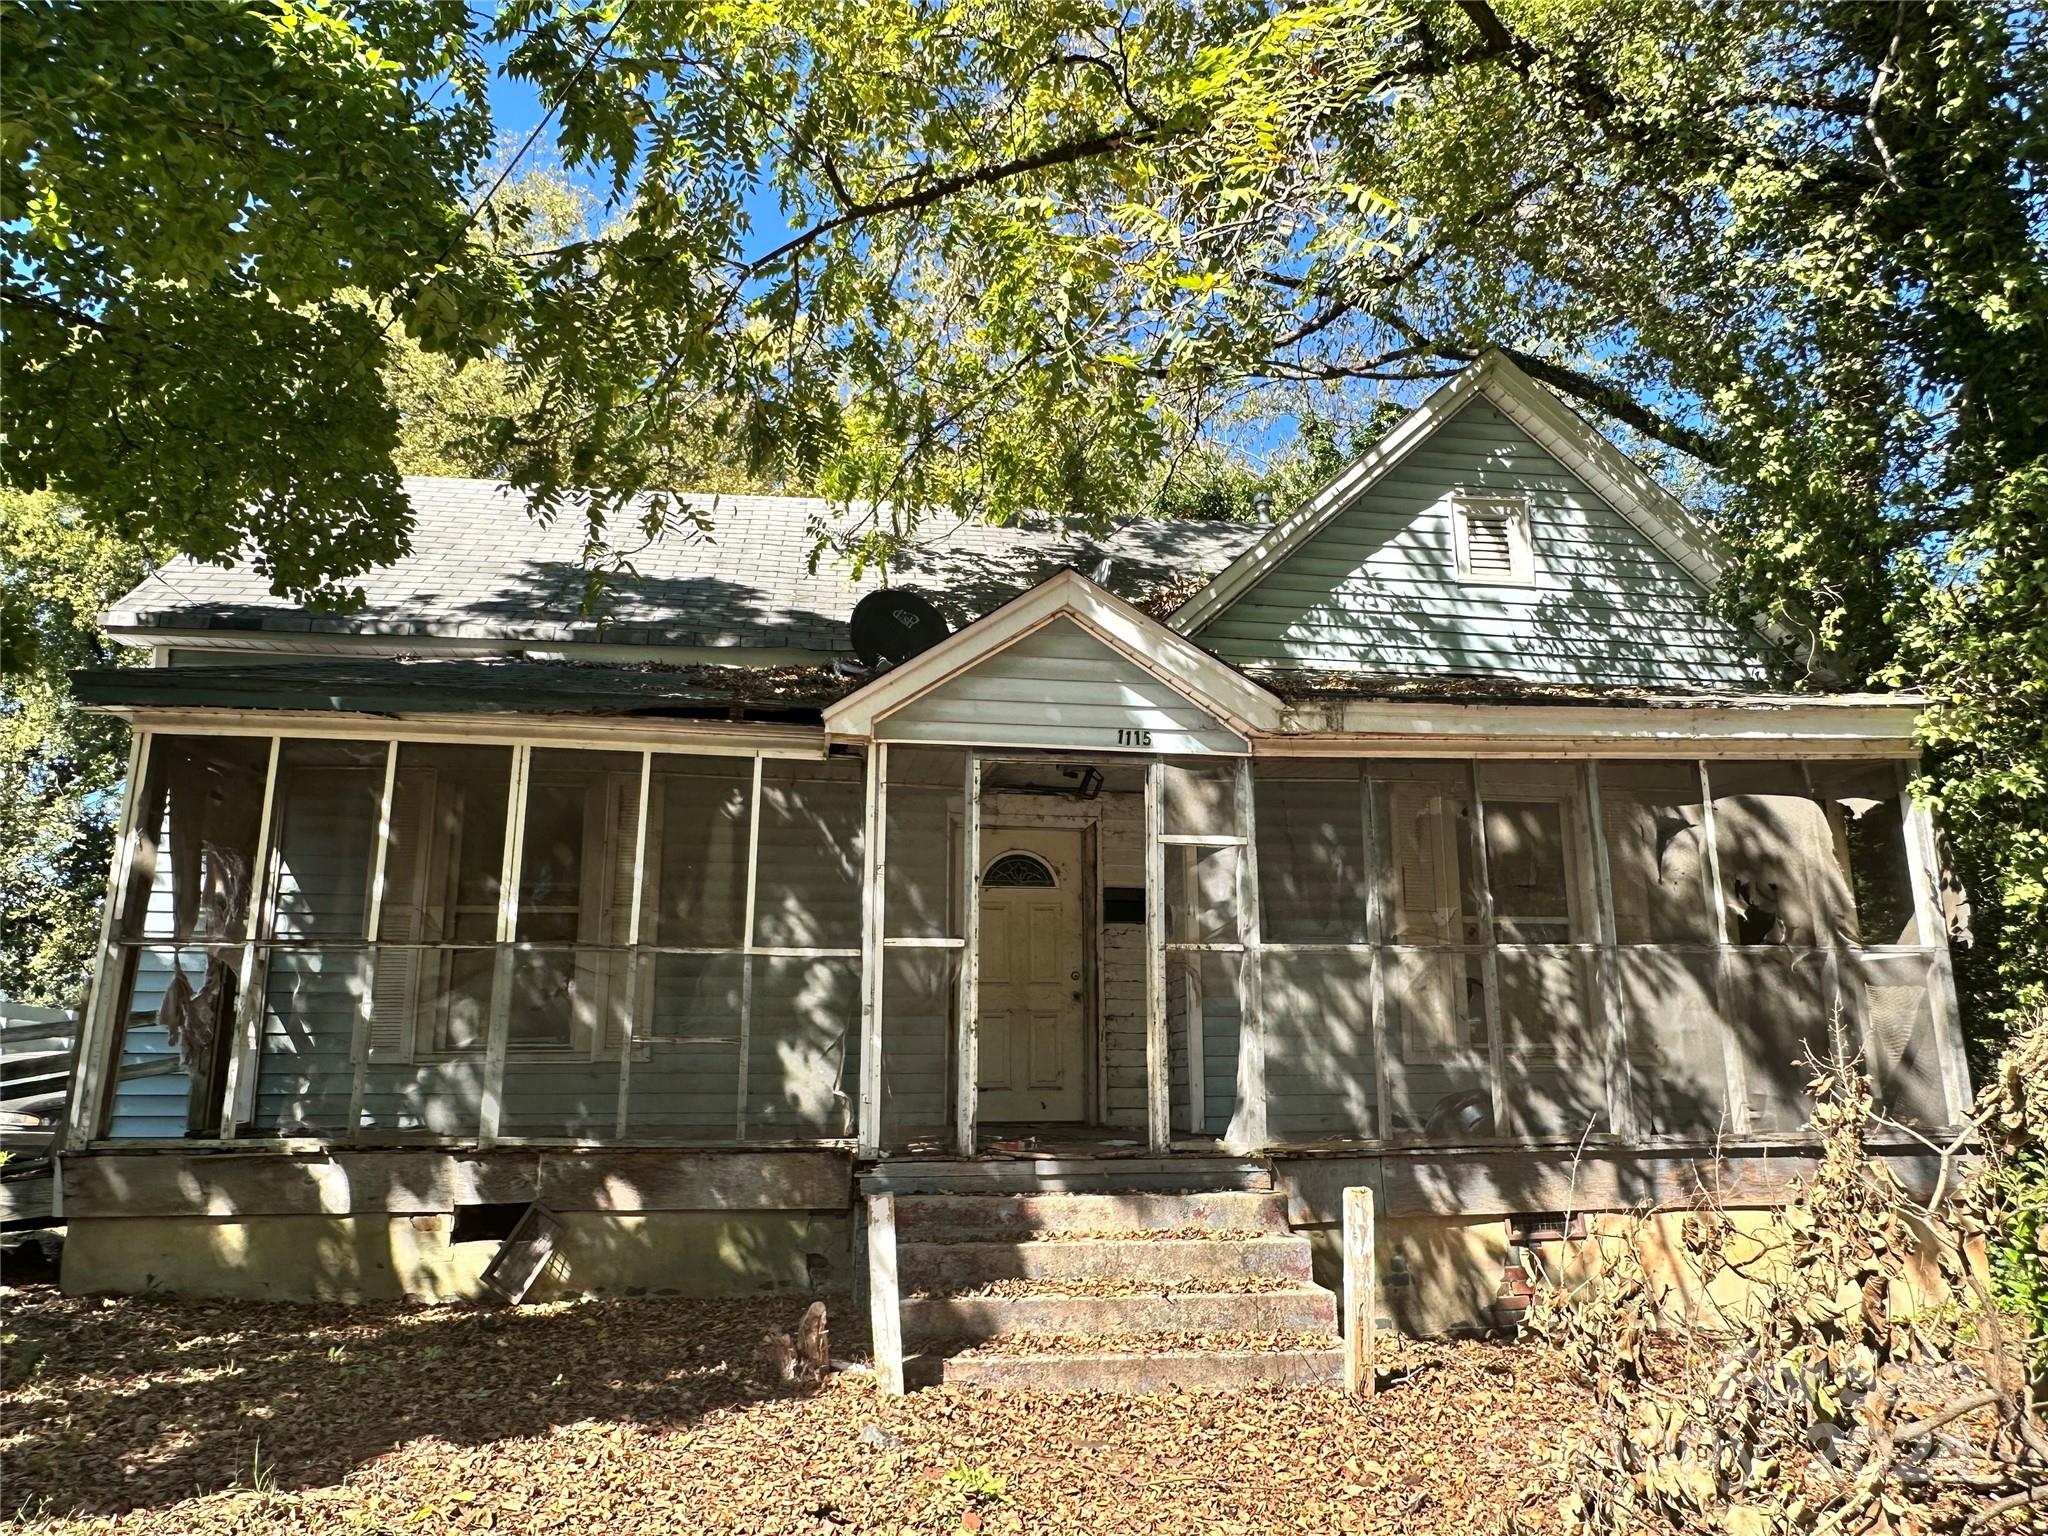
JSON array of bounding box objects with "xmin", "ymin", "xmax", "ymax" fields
[
  {"xmin": 867, "ymin": 1193, "xmax": 905, "ymax": 1395},
  {"xmin": 1343, "ymin": 1185, "xmax": 1377, "ymax": 1397}
]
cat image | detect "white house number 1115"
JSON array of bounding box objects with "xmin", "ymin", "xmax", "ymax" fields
[{"xmin": 1116, "ymin": 727, "xmax": 1154, "ymax": 747}]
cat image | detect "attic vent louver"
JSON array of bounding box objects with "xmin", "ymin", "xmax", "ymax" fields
[{"xmin": 1452, "ymin": 492, "xmax": 1533, "ymax": 584}]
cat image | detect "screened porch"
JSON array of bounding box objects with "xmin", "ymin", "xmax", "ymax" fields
[{"xmin": 70, "ymin": 727, "xmax": 1966, "ymax": 1157}]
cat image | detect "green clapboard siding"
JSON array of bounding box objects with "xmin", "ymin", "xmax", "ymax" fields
[
  {"xmin": 1195, "ymin": 401, "xmax": 1771, "ymax": 688},
  {"xmin": 879, "ymin": 617, "xmax": 1248, "ymax": 754}
]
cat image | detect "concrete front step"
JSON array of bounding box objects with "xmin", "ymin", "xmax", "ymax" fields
[
  {"xmin": 896, "ymin": 1190, "xmax": 1290, "ymax": 1241},
  {"xmin": 902, "ymin": 1286, "xmax": 1338, "ymax": 1344},
  {"xmin": 901, "ymin": 1234, "xmax": 1314, "ymax": 1291},
  {"xmin": 860, "ymin": 1156, "xmax": 1272, "ymax": 1196},
  {"xmin": 913, "ymin": 1347, "xmax": 1345, "ymax": 1392}
]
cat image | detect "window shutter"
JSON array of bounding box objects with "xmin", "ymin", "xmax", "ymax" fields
[{"xmin": 367, "ymin": 771, "xmax": 434, "ymax": 1059}]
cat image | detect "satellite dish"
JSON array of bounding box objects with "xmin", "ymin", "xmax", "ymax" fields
[{"xmin": 850, "ymin": 588, "xmax": 950, "ymax": 669}]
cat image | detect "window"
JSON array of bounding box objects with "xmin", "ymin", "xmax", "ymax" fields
[
  {"xmin": 983, "ymin": 852, "xmax": 1056, "ymax": 888},
  {"xmin": 1451, "ymin": 491, "xmax": 1533, "ymax": 584}
]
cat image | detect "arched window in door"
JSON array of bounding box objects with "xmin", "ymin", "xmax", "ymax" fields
[{"xmin": 983, "ymin": 852, "xmax": 1056, "ymax": 888}]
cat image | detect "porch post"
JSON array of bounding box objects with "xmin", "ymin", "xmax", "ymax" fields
[
  {"xmin": 953, "ymin": 754, "xmax": 981, "ymax": 1157},
  {"xmin": 66, "ymin": 729, "xmax": 150, "ymax": 1148},
  {"xmin": 479, "ymin": 743, "xmax": 530, "ymax": 1145},
  {"xmin": 220, "ymin": 734, "xmax": 282, "ymax": 1136},
  {"xmin": 1582, "ymin": 760, "xmax": 1635, "ymax": 1140},
  {"xmin": 1144, "ymin": 760, "xmax": 1170, "ymax": 1151},
  {"xmin": 1228, "ymin": 757, "xmax": 1266, "ymax": 1152},
  {"xmin": 1898, "ymin": 770, "xmax": 1971, "ymax": 1119},
  {"xmin": 348, "ymin": 740, "xmax": 399, "ymax": 1141},
  {"xmin": 1697, "ymin": 761, "xmax": 1751, "ymax": 1133},
  {"xmin": 857, "ymin": 745, "xmax": 885, "ymax": 1156},
  {"xmin": 1466, "ymin": 760, "xmax": 1508, "ymax": 1137}
]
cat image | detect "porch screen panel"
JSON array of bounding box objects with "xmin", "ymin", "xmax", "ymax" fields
[
  {"xmin": 878, "ymin": 748, "xmax": 966, "ymax": 1147},
  {"xmin": 880, "ymin": 949, "xmax": 957, "ymax": 1144},
  {"xmin": 645, "ymin": 756, "xmax": 753, "ymax": 947},
  {"xmin": 1707, "ymin": 759, "xmax": 1949, "ymax": 1130},
  {"xmin": 744, "ymin": 759, "xmax": 863, "ymax": 1140},
  {"xmin": 1841, "ymin": 950, "xmax": 1948, "ymax": 1127},
  {"xmin": 1371, "ymin": 762, "xmax": 1495, "ymax": 1140},
  {"xmin": 1616, "ymin": 948, "xmax": 1733, "ymax": 1136},
  {"xmin": 1252, "ymin": 763, "xmax": 1374, "ymax": 1141},
  {"xmin": 1159, "ymin": 761, "xmax": 1251, "ymax": 1140},
  {"xmin": 1725, "ymin": 946, "xmax": 1835, "ymax": 1132},
  {"xmin": 354, "ymin": 743, "xmax": 512, "ymax": 1139},
  {"xmin": 753, "ymin": 757, "xmax": 864, "ymax": 949},
  {"xmin": 253, "ymin": 948, "xmax": 372, "ymax": 1133},
  {"xmin": 102, "ymin": 734, "xmax": 272, "ymax": 1139},
  {"xmin": 624, "ymin": 952, "xmax": 745, "ymax": 1137},
  {"xmin": 746, "ymin": 955, "xmax": 860, "ymax": 1138},
  {"xmin": 1262, "ymin": 950, "xmax": 1375, "ymax": 1140},
  {"xmin": 621, "ymin": 756, "xmax": 755, "ymax": 1140},
  {"xmin": 1477, "ymin": 762, "xmax": 1607, "ymax": 1137},
  {"xmin": 499, "ymin": 749, "xmax": 643, "ymax": 1138},
  {"xmin": 251, "ymin": 742, "xmax": 386, "ymax": 1134},
  {"xmin": 1254, "ymin": 765, "xmax": 1367, "ymax": 945},
  {"xmin": 1597, "ymin": 761, "xmax": 1713, "ymax": 944}
]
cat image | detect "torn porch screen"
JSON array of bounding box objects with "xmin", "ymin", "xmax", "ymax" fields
[
  {"xmin": 1596, "ymin": 760, "xmax": 1713, "ymax": 944},
  {"xmin": 878, "ymin": 747, "xmax": 968, "ymax": 1148},
  {"xmin": 1843, "ymin": 949, "xmax": 1949, "ymax": 1127},
  {"xmin": 104, "ymin": 733, "xmax": 271, "ymax": 1139},
  {"xmin": 1708, "ymin": 762, "xmax": 1855, "ymax": 947}
]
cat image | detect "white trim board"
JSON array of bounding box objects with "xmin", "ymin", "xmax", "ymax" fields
[
  {"xmin": 1167, "ymin": 351, "xmax": 1738, "ymax": 640},
  {"xmin": 823, "ymin": 568, "xmax": 1287, "ymax": 744},
  {"xmin": 1261, "ymin": 694, "xmax": 1924, "ymax": 755}
]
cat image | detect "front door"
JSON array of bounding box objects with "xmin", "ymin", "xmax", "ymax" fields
[{"xmin": 977, "ymin": 828, "xmax": 1086, "ymax": 1122}]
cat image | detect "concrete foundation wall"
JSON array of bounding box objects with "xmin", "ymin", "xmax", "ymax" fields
[
  {"xmin": 1302, "ymin": 1207, "xmax": 1965, "ymax": 1338},
  {"xmin": 62, "ymin": 1209, "xmax": 852, "ymax": 1304}
]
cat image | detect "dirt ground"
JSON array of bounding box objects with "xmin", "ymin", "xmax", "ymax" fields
[{"xmin": 1, "ymin": 1282, "xmax": 1598, "ymax": 1535}]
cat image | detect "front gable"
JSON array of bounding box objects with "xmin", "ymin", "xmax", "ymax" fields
[
  {"xmin": 825, "ymin": 570, "xmax": 1282, "ymax": 753},
  {"xmin": 1175, "ymin": 356, "xmax": 1776, "ymax": 690}
]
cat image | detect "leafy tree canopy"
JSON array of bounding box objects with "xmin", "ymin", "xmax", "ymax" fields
[{"xmin": 4, "ymin": 0, "xmax": 2043, "ymax": 1022}]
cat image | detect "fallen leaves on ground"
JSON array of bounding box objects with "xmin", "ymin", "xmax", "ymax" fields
[{"xmin": 3, "ymin": 1283, "xmax": 1596, "ymax": 1535}]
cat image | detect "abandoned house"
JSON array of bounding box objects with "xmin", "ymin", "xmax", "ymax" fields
[{"xmin": 57, "ymin": 353, "xmax": 1968, "ymax": 1386}]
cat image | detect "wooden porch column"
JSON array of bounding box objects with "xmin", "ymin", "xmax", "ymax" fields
[
  {"xmin": 1899, "ymin": 771, "xmax": 1972, "ymax": 1119},
  {"xmin": 867, "ymin": 1192, "xmax": 906, "ymax": 1395},
  {"xmin": 1144, "ymin": 761, "xmax": 1170, "ymax": 1152},
  {"xmin": 953, "ymin": 755, "xmax": 981, "ymax": 1157},
  {"xmin": 66, "ymin": 730, "xmax": 150, "ymax": 1148},
  {"xmin": 857, "ymin": 746, "xmax": 886, "ymax": 1156},
  {"xmin": 1228, "ymin": 757, "xmax": 1266, "ymax": 1152},
  {"xmin": 1343, "ymin": 1185, "xmax": 1377, "ymax": 1397}
]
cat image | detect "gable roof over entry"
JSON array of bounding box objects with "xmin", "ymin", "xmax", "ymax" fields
[
  {"xmin": 824, "ymin": 569, "xmax": 1284, "ymax": 753},
  {"xmin": 1168, "ymin": 353, "xmax": 1777, "ymax": 690}
]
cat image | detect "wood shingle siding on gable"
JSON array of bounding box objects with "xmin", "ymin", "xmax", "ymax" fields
[
  {"xmin": 877, "ymin": 617, "xmax": 1249, "ymax": 754},
  {"xmin": 1192, "ymin": 402, "xmax": 1770, "ymax": 689}
]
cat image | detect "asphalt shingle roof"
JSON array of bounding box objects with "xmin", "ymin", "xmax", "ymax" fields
[{"xmin": 107, "ymin": 478, "xmax": 1263, "ymax": 656}]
